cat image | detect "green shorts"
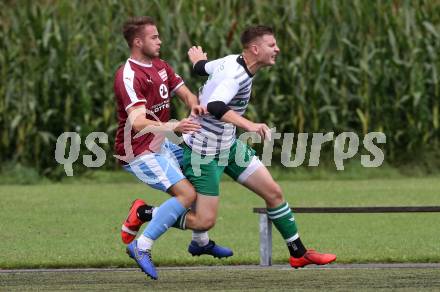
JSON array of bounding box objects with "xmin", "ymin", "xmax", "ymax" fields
[{"xmin": 182, "ymin": 140, "xmax": 261, "ymax": 196}]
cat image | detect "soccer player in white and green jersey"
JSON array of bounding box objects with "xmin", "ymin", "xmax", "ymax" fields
[{"xmin": 179, "ymin": 25, "xmax": 336, "ymax": 268}]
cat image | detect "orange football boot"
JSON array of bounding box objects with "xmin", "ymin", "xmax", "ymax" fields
[
  {"xmin": 121, "ymin": 199, "xmax": 147, "ymax": 244},
  {"xmin": 289, "ymin": 249, "xmax": 336, "ymax": 268}
]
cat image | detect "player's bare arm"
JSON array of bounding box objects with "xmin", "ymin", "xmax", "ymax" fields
[
  {"xmin": 126, "ymin": 104, "xmax": 200, "ymax": 134},
  {"xmin": 174, "ymin": 85, "xmax": 207, "ymax": 116},
  {"xmin": 220, "ymin": 109, "xmax": 271, "ymax": 140}
]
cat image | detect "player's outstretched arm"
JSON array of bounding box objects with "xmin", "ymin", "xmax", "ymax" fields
[
  {"xmin": 174, "ymin": 85, "xmax": 207, "ymax": 116},
  {"xmin": 188, "ymin": 46, "xmax": 224, "ymax": 76},
  {"xmin": 220, "ymin": 110, "xmax": 271, "ymax": 140},
  {"xmin": 127, "ymin": 104, "xmax": 200, "ymax": 134},
  {"xmin": 206, "ymin": 100, "xmax": 270, "ymax": 140}
]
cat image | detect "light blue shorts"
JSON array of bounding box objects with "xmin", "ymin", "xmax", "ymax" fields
[{"xmin": 123, "ymin": 139, "xmax": 185, "ymax": 192}]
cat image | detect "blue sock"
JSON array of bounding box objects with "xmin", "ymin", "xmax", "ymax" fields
[{"xmin": 143, "ymin": 197, "xmax": 185, "ymax": 240}]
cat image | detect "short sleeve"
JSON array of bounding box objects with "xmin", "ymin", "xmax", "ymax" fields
[
  {"xmin": 114, "ymin": 64, "xmax": 147, "ymax": 111},
  {"xmin": 164, "ymin": 62, "xmax": 184, "ymax": 93},
  {"xmin": 209, "ymin": 78, "xmax": 240, "ymax": 104},
  {"xmin": 204, "ymin": 57, "xmax": 225, "ymax": 75}
]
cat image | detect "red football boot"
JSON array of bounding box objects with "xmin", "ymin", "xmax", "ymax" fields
[
  {"xmin": 289, "ymin": 249, "xmax": 336, "ymax": 268},
  {"xmin": 121, "ymin": 199, "xmax": 146, "ymax": 244}
]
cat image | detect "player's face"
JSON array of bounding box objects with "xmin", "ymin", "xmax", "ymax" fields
[
  {"xmin": 256, "ymin": 34, "xmax": 280, "ymax": 66},
  {"xmin": 138, "ymin": 25, "xmax": 162, "ymax": 58}
]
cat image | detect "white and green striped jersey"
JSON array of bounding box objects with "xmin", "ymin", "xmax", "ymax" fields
[{"xmin": 183, "ymin": 54, "xmax": 254, "ymax": 156}]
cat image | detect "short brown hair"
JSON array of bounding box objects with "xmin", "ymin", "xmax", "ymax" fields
[
  {"xmin": 122, "ymin": 16, "xmax": 156, "ymax": 48},
  {"xmin": 240, "ymin": 25, "xmax": 274, "ymax": 48}
]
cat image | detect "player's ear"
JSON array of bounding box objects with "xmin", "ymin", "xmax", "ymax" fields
[
  {"xmin": 133, "ymin": 37, "xmax": 142, "ymax": 48},
  {"xmin": 250, "ymin": 44, "xmax": 259, "ymax": 55}
]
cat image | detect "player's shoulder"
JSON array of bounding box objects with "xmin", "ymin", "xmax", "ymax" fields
[
  {"xmin": 114, "ymin": 61, "xmax": 129, "ymax": 82},
  {"xmin": 224, "ymin": 54, "xmax": 240, "ymax": 61},
  {"xmin": 115, "ymin": 59, "xmax": 147, "ymax": 85},
  {"xmin": 222, "ymin": 54, "xmax": 241, "ymax": 64},
  {"xmin": 212, "ymin": 55, "xmax": 242, "ymax": 79},
  {"xmin": 152, "ymin": 58, "xmax": 171, "ymax": 69},
  {"xmin": 114, "ymin": 60, "xmax": 127, "ymax": 74},
  {"xmin": 117, "ymin": 59, "xmax": 141, "ymax": 76},
  {"xmin": 222, "ymin": 55, "xmax": 244, "ymax": 71}
]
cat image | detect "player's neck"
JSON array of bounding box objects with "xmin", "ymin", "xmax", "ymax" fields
[
  {"xmin": 130, "ymin": 52, "xmax": 153, "ymax": 66},
  {"xmin": 241, "ymin": 52, "xmax": 260, "ymax": 75}
]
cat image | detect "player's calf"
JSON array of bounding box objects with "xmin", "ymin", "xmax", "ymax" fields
[{"xmin": 267, "ymin": 201, "xmax": 336, "ymax": 268}]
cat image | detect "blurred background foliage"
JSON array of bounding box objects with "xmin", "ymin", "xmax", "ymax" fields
[{"xmin": 0, "ymin": 0, "xmax": 439, "ymax": 178}]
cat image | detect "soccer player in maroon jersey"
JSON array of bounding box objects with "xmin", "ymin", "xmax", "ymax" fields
[{"xmin": 114, "ymin": 17, "xmax": 231, "ymax": 280}]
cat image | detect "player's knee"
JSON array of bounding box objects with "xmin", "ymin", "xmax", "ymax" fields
[
  {"xmin": 185, "ymin": 190, "xmax": 197, "ymax": 206},
  {"xmin": 199, "ymin": 216, "xmax": 216, "ymax": 230},
  {"xmin": 204, "ymin": 219, "xmax": 216, "ymax": 230},
  {"xmin": 265, "ymin": 183, "xmax": 283, "ymax": 205},
  {"xmin": 273, "ymin": 183, "xmax": 283, "ymax": 198},
  {"xmin": 176, "ymin": 189, "xmax": 197, "ymax": 208}
]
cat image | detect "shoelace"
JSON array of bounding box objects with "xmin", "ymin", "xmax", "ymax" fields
[{"xmin": 145, "ymin": 250, "xmax": 153, "ymax": 262}]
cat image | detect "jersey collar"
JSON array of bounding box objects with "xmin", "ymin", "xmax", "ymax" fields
[
  {"xmin": 236, "ymin": 55, "xmax": 254, "ymax": 78},
  {"xmin": 128, "ymin": 58, "xmax": 153, "ymax": 68}
]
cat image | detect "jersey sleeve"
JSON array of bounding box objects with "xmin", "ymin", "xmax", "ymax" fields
[
  {"xmin": 204, "ymin": 57, "xmax": 225, "ymax": 75},
  {"xmin": 164, "ymin": 62, "xmax": 184, "ymax": 94},
  {"xmin": 208, "ymin": 78, "xmax": 240, "ymax": 104},
  {"xmin": 114, "ymin": 66, "xmax": 148, "ymax": 111}
]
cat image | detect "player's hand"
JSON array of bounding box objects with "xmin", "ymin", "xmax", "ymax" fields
[
  {"xmin": 171, "ymin": 118, "xmax": 201, "ymax": 134},
  {"xmin": 190, "ymin": 105, "xmax": 207, "ymax": 116},
  {"xmin": 188, "ymin": 46, "xmax": 208, "ymax": 65},
  {"xmin": 246, "ymin": 122, "xmax": 271, "ymax": 141}
]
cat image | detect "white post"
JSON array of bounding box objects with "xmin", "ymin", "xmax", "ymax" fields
[{"xmin": 259, "ymin": 213, "xmax": 272, "ymax": 266}]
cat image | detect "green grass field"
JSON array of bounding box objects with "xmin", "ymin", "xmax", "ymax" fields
[
  {"xmin": 2, "ymin": 267, "xmax": 440, "ymax": 291},
  {"xmin": 1, "ymin": 177, "xmax": 440, "ymax": 269}
]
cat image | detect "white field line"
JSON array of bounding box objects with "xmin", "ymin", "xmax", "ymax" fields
[{"xmin": 1, "ymin": 263, "xmax": 440, "ymax": 274}]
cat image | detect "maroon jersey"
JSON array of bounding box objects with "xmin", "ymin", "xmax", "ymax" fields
[{"xmin": 113, "ymin": 58, "xmax": 184, "ymax": 162}]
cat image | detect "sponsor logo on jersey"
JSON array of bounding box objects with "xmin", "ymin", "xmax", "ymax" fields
[{"xmin": 159, "ymin": 83, "xmax": 169, "ymax": 99}]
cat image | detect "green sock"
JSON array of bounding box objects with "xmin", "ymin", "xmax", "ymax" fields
[
  {"xmin": 172, "ymin": 208, "xmax": 189, "ymax": 230},
  {"xmin": 267, "ymin": 202, "xmax": 298, "ymax": 240}
]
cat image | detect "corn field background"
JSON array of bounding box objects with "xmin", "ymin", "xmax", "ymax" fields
[{"xmin": 0, "ymin": 0, "xmax": 439, "ymax": 178}]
